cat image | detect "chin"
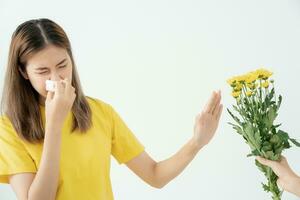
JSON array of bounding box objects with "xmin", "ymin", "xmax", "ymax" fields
[{"xmin": 38, "ymin": 91, "xmax": 47, "ymax": 99}]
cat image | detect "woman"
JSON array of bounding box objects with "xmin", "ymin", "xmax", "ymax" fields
[
  {"xmin": 257, "ymin": 156, "xmax": 300, "ymax": 197},
  {"xmin": 0, "ymin": 18, "xmax": 223, "ymax": 200}
]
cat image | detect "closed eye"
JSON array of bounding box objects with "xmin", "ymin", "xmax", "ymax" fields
[
  {"xmin": 38, "ymin": 71, "xmax": 48, "ymax": 75},
  {"xmin": 37, "ymin": 65, "xmax": 67, "ymax": 74},
  {"xmin": 58, "ymin": 65, "xmax": 67, "ymax": 69}
]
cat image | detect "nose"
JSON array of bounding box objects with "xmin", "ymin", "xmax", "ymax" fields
[{"xmin": 49, "ymin": 73, "xmax": 64, "ymax": 81}]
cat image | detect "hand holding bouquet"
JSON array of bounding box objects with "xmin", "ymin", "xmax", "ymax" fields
[{"xmin": 227, "ymin": 68, "xmax": 300, "ymax": 200}]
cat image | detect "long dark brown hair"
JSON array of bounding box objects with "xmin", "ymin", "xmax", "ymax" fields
[{"xmin": 0, "ymin": 18, "xmax": 92, "ymax": 143}]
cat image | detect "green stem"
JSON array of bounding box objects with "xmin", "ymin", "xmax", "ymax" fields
[{"xmin": 265, "ymin": 166, "xmax": 282, "ymax": 200}]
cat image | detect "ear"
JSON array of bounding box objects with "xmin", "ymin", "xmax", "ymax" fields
[{"xmin": 18, "ymin": 67, "xmax": 29, "ymax": 80}]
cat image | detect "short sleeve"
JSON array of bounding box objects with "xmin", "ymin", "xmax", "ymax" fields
[
  {"xmin": 0, "ymin": 117, "xmax": 37, "ymax": 183},
  {"xmin": 108, "ymin": 105, "xmax": 145, "ymax": 164}
]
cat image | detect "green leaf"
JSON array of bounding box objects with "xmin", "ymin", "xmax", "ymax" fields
[
  {"xmin": 277, "ymin": 95, "xmax": 282, "ymax": 111},
  {"xmin": 261, "ymin": 141, "xmax": 272, "ymax": 152},
  {"xmin": 244, "ymin": 123, "xmax": 261, "ymax": 149},
  {"xmin": 270, "ymin": 135, "xmax": 280, "ymax": 144},
  {"xmin": 277, "ymin": 130, "xmax": 289, "ymax": 141},
  {"xmin": 262, "ymin": 183, "xmax": 270, "ymax": 192},
  {"xmin": 255, "ymin": 159, "xmax": 268, "ymax": 175},
  {"xmin": 227, "ymin": 108, "xmax": 243, "ymax": 126},
  {"xmin": 266, "ymin": 106, "xmax": 278, "ymax": 129},
  {"xmin": 283, "ymin": 141, "xmax": 291, "ymax": 149},
  {"xmin": 273, "ymin": 124, "xmax": 282, "ymax": 128},
  {"xmin": 289, "ymin": 138, "xmax": 300, "ymax": 147},
  {"xmin": 228, "ymin": 122, "xmax": 245, "ymax": 136},
  {"xmin": 233, "ymin": 105, "xmax": 241, "ymax": 113},
  {"xmin": 254, "ymin": 131, "xmax": 262, "ymax": 147},
  {"xmin": 269, "ymin": 88, "xmax": 275, "ymax": 100},
  {"xmin": 247, "ymin": 149, "xmax": 260, "ymax": 157},
  {"xmin": 264, "ymin": 150, "xmax": 275, "ymax": 160}
]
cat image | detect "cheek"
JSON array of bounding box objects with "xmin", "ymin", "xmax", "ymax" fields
[
  {"xmin": 65, "ymin": 66, "xmax": 73, "ymax": 80},
  {"xmin": 29, "ymin": 77, "xmax": 48, "ymax": 97},
  {"xmin": 58, "ymin": 66, "xmax": 72, "ymax": 80}
]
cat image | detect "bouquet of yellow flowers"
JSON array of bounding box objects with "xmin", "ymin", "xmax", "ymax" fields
[{"xmin": 227, "ymin": 68, "xmax": 300, "ymax": 200}]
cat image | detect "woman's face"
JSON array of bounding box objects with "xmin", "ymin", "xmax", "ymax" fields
[{"xmin": 19, "ymin": 44, "xmax": 73, "ymax": 104}]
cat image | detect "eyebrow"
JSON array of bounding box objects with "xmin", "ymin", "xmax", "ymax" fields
[{"xmin": 35, "ymin": 58, "xmax": 67, "ymax": 70}]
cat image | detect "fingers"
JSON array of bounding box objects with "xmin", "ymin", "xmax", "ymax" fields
[
  {"xmin": 212, "ymin": 90, "xmax": 222, "ymax": 115},
  {"xmin": 46, "ymin": 90, "xmax": 54, "ymax": 101},
  {"xmin": 256, "ymin": 156, "xmax": 275, "ymax": 168},
  {"xmin": 53, "ymin": 76, "xmax": 75, "ymax": 96},
  {"xmin": 256, "ymin": 156, "xmax": 268, "ymax": 165},
  {"xmin": 64, "ymin": 78, "xmax": 76, "ymax": 97},
  {"xmin": 64, "ymin": 78, "xmax": 71, "ymax": 91},
  {"xmin": 204, "ymin": 91, "xmax": 218, "ymax": 113},
  {"xmin": 55, "ymin": 80, "xmax": 64, "ymax": 95},
  {"xmin": 204, "ymin": 90, "xmax": 222, "ymax": 114},
  {"xmin": 215, "ymin": 104, "xmax": 223, "ymax": 121}
]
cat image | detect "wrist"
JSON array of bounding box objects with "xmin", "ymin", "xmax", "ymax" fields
[
  {"xmin": 190, "ymin": 137, "xmax": 205, "ymax": 151},
  {"xmin": 45, "ymin": 122, "xmax": 63, "ymax": 134}
]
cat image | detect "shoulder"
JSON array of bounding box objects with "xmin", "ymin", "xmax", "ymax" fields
[
  {"xmin": 0, "ymin": 115, "xmax": 22, "ymax": 144},
  {"xmin": 85, "ymin": 96, "xmax": 115, "ymax": 121},
  {"xmin": 0, "ymin": 115, "xmax": 15, "ymax": 135},
  {"xmin": 0, "ymin": 114, "xmax": 12, "ymax": 126},
  {"xmin": 86, "ymin": 96, "xmax": 113, "ymax": 112}
]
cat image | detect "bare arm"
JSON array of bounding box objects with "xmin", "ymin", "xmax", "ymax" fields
[
  {"xmin": 9, "ymin": 125, "xmax": 62, "ymax": 200},
  {"xmin": 126, "ymin": 90, "xmax": 223, "ymax": 188},
  {"xmin": 126, "ymin": 138, "xmax": 202, "ymax": 188}
]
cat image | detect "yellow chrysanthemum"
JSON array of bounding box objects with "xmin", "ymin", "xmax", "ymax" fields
[
  {"xmin": 227, "ymin": 77, "xmax": 236, "ymax": 86},
  {"xmin": 262, "ymin": 81, "xmax": 269, "ymax": 88},
  {"xmin": 227, "ymin": 75, "xmax": 247, "ymax": 86},
  {"xmin": 227, "ymin": 68, "xmax": 273, "ymax": 99},
  {"xmin": 245, "ymin": 72, "xmax": 258, "ymax": 83},
  {"xmin": 247, "ymin": 82, "xmax": 257, "ymax": 90},
  {"xmin": 232, "ymin": 91, "xmax": 241, "ymax": 98},
  {"xmin": 236, "ymin": 75, "xmax": 247, "ymax": 83},
  {"xmin": 227, "ymin": 75, "xmax": 244, "ymax": 86},
  {"xmin": 234, "ymin": 84, "xmax": 243, "ymax": 92},
  {"xmin": 254, "ymin": 68, "xmax": 273, "ymax": 80},
  {"xmin": 246, "ymin": 91, "xmax": 253, "ymax": 96}
]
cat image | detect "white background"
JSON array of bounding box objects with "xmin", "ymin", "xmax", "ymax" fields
[{"xmin": 0, "ymin": 0, "xmax": 300, "ymax": 199}]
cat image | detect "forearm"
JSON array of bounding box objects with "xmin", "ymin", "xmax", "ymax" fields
[
  {"xmin": 153, "ymin": 137, "xmax": 203, "ymax": 188},
  {"xmin": 28, "ymin": 124, "xmax": 62, "ymax": 200}
]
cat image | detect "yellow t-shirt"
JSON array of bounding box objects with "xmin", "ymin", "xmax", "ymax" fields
[{"xmin": 0, "ymin": 97, "xmax": 145, "ymax": 200}]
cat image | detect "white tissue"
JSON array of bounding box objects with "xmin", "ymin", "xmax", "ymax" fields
[{"xmin": 45, "ymin": 80, "xmax": 56, "ymax": 92}]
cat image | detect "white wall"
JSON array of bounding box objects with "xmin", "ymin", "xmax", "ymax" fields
[{"xmin": 0, "ymin": 0, "xmax": 300, "ymax": 199}]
